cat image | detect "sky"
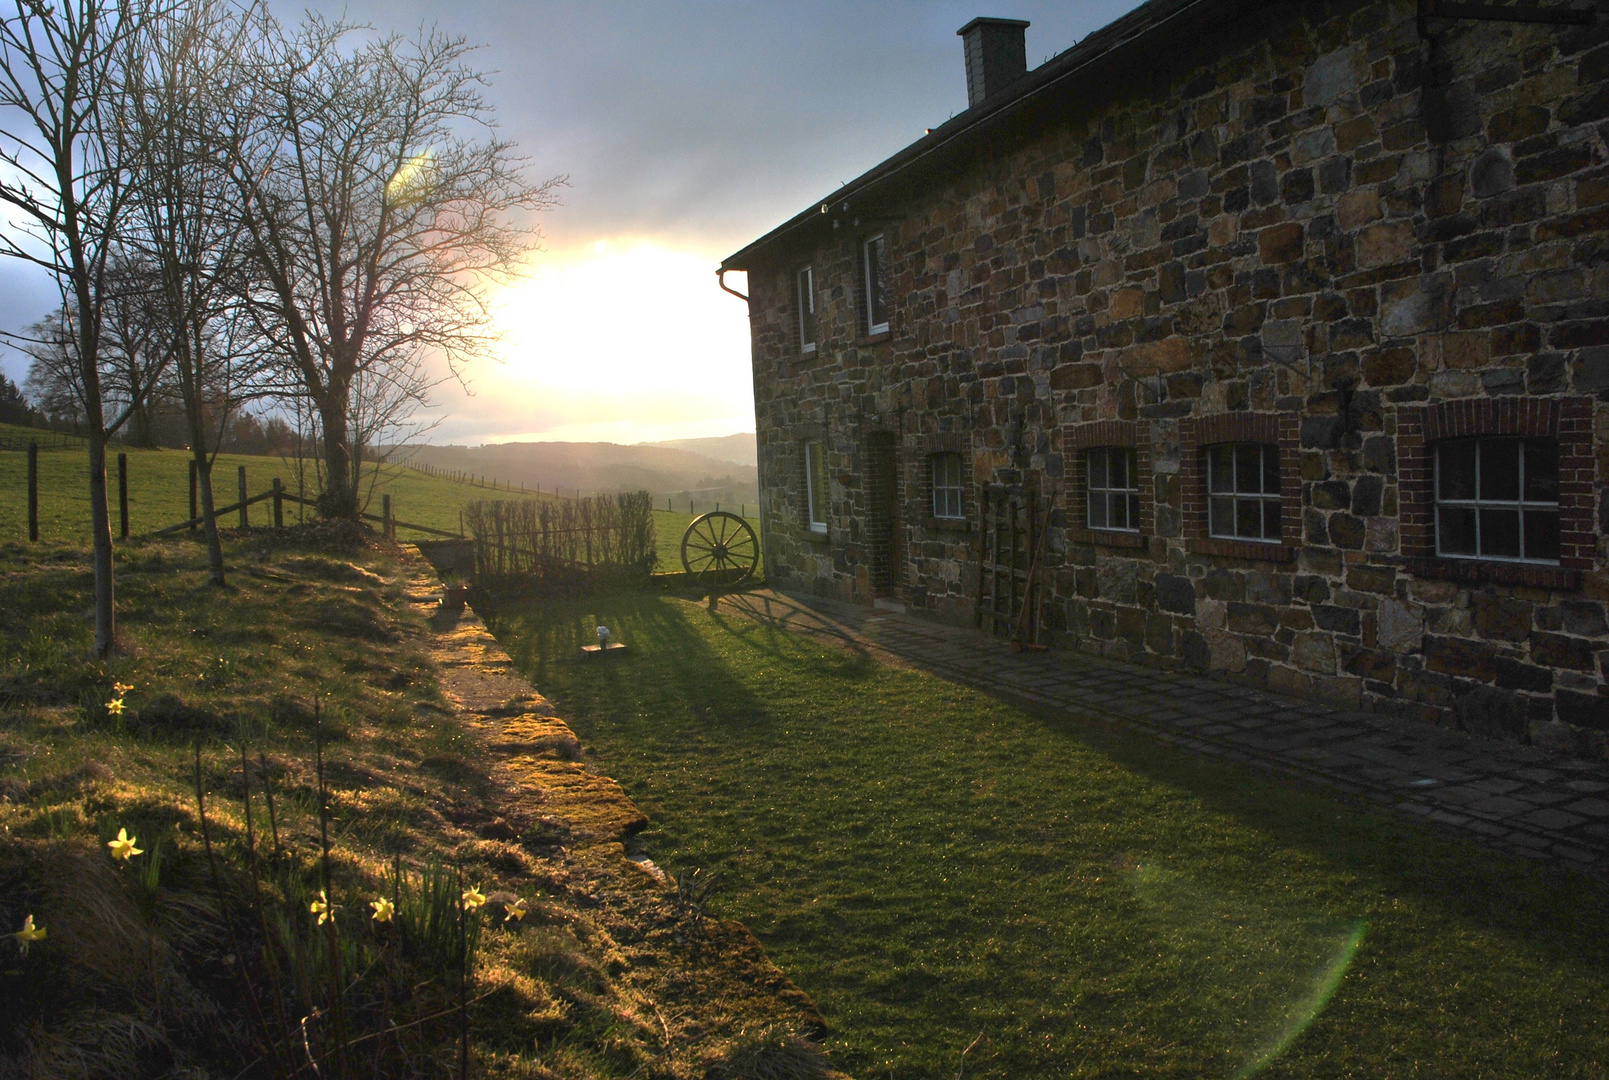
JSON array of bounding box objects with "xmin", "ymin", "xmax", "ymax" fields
[{"xmin": 0, "ymin": 0, "xmax": 1146, "ymax": 446}]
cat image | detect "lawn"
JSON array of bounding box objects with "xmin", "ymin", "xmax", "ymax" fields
[
  {"xmin": 0, "ymin": 424, "xmax": 754, "ymax": 575},
  {"xmin": 480, "ymin": 589, "xmax": 1609, "ymax": 1079}
]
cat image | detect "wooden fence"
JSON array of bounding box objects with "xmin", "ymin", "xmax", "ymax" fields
[{"xmin": 464, "ymin": 493, "xmax": 656, "ymax": 584}]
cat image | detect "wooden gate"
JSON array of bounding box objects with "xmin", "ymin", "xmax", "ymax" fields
[{"xmin": 974, "ymin": 485, "xmax": 1046, "ymax": 644}]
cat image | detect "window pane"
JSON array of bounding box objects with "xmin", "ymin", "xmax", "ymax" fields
[
  {"xmin": 1236, "ymin": 444, "xmax": 1262, "ymax": 494},
  {"xmin": 1479, "ymin": 508, "xmax": 1521, "ymax": 558},
  {"xmin": 1262, "ymin": 498, "xmax": 1282, "ymax": 541},
  {"xmin": 1262, "ymin": 446, "xmax": 1280, "ymax": 495},
  {"xmin": 865, "ymin": 235, "xmax": 888, "ymax": 331},
  {"xmin": 1438, "ymin": 506, "xmax": 1477, "ymax": 555},
  {"xmin": 1524, "ymin": 509, "xmax": 1561, "ymax": 562},
  {"xmin": 1088, "ymin": 448, "xmax": 1107, "ymax": 489},
  {"xmin": 1089, "ymin": 493, "xmax": 1108, "ymax": 528},
  {"xmin": 1209, "ymin": 446, "xmax": 1233, "ymax": 493},
  {"xmin": 1110, "ymin": 493, "xmax": 1128, "ymax": 530},
  {"xmin": 1236, "ymin": 497, "xmax": 1261, "ymax": 538},
  {"xmin": 1439, "ymin": 439, "xmax": 1476, "ymax": 500},
  {"xmin": 1524, "ymin": 439, "xmax": 1559, "ymax": 503},
  {"xmin": 1110, "ymin": 448, "xmax": 1129, "ymax": 489},
  {"xmin": 1479, "ymin": 439, "xmax": 1520, "ymax": 501},
  {"xmin": 1128, "ymin": 493, "xmax": 1141, "ymax": 530},
  {"xmin": 798, "ymin": 267, "xmax": 815, "ymax": 348},
  {"xmin": 1210, "ymin": 496, "xmax": 1233, "ymax": 536}
]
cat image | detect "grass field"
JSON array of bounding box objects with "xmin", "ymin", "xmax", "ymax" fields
[
  {"xmin": 479, "ymin": 589, "xmax": 1609, "ymax": 1080},
  {"xmin": 0, "ymin": 424, "xmax": 754, "ymax": 571}
]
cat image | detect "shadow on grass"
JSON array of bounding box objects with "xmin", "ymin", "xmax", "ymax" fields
[{"xmin": 476, "ymin": 584, "xmax": 1609, "ymax": 1079}]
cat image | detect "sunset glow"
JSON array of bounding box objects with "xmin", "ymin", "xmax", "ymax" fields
[{"xmin": 447, "ymin": 242, "xmax": 752, "ymax": 444}]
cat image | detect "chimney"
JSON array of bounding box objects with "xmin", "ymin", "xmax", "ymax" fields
[{"xmin": 957, "ymin": 17, "xmax": 1030, "ymax": 109}]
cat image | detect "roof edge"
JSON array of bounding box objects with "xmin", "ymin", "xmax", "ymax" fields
[{"xmin": 720, "ymin": 0, "xmax": 1222, "ymax": 272}]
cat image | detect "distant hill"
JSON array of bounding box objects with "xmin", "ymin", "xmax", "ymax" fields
[
  {"xmin": 385, "ymin": 439, "xmax": 758, "ymax": 508},
  {"xmin": 640, "ymin": 433, "xmax": 755, "ymax": 468}
]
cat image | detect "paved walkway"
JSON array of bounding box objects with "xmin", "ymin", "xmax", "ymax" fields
[{"xmin": 720, "ymin": 589, "xmax": 1609, "ymax": 879}]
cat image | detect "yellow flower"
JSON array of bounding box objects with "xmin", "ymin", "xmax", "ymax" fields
[
  {"xmin": 461, "ymin": 885, "xmax": 486, "ymax": 911},
  {"xmin": 112, "ymin": 682, "xmax": 133, "ymax": 695},
  {"xmin": 504, "ymin": 897, "xmax": 528, "ymax": 922},
  {"xmin": 105, "ymin": 697, "xmax": 125, "ymax": 716},
  {"xmin": 310, "ymin": 890, "xmax": 333, "ymax": 925},
  {"xmin": 369, "ymin": 897, "xmax": 395, "ymax": 923},
  {"xmin": 107, "ymin": 827, "xmax": 143, "ymax": 860},
  {"xmin": 14, "ymin": 914, "xmax": 44, "ymax": 954}
]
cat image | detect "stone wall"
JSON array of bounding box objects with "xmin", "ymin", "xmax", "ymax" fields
[{"xmin": 745, "ymin": 0, "xmax": 1609, "ymax": 757}]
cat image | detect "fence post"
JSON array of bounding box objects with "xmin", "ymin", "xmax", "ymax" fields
[
  {"xmin": 189, "ymin": 460, "xmax": 198, "ymax": 531},
  {"xmin": 117, "ymin": 452, "xmax": 129, "ymax": 539},
  {"xmin": 237, "ymin": 465, "xmax": 248, "ymax": 528},
  {"xmin": 459, "ymin": 509, "xmax": 464, "ymax": 538},
  {"xmin": 27, "ymin": 442, "xmax": 38, "ymax": 542},
  {"xmin": 273, "ymin": 478, "xmax": 283, "ymax": 528},
  {"xmin": 382, "ymin": 493, "xmax": 392, "ymax": 539}
]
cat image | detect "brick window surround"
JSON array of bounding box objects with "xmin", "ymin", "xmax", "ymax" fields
[
  {"xmin": 1180, "ymin": 412, "xmax": 1300, "ymax": 562},
  {"xmin": 914, "ymin": 432, "xmax": 972, "ymax": 532},
  {"xmin": 1067, "ymin": 420, "xmax": 1151, "ymax": 549},
  {"xmin": 1399, "ymin": 397, "xmax": 1593, "ymax": 590}
]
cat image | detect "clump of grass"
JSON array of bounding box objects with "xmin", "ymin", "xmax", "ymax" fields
[{"xmin": 704, "ymin": 1023, "xmax": 836, "ymax": 1080}]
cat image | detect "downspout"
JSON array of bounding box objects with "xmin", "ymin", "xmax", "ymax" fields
[
  {"xmin": 716, "ymin": 267, "xmax": 748, "ymax": 301},
  {"xmin": 716, "ymin": 266, "xmax": 768, "ymax": 574}
]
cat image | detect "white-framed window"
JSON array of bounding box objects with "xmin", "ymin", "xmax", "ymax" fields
[
  {"xmin": 1435, "ymin": 437, "xmax": 1560, "ymax": 563},
  {"xmin": 931, "ymin": 452, "xmax": 963, "ymax": 520},
  {"xmin": 805, "ymin": 440, "xmax": 828, "ymax": 533},
  {"xmin": 1207, "ymin": 443, "xmax": 1281, "ymax": 542},
  {"xmin": 796, "ymin": 266, "xmax": 816, "ymax": 354},
  {"xmin": 1087, "ymin": 447, "xmax": 1140, "ymax": 532},
  {"xmin": 863, "ymin": 234, "xmax": 889, "ymax": 336}
]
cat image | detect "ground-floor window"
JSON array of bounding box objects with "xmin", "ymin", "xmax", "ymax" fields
[
  {"xmin": 1435, "ymin": 437, "xmax": 1560, "ymax": 563},
  {"xmin": 931, "ymin": 452, "xmax": 963, "ymax": 520},
  {"xmin": 805, "ymin": 440, "xmax": 828, "ymax": 533},
  {"xmin": 1207, "ymin": 442, "xmax": 1281, "ymax": 542},
  {"xmin": 1086, "ymin": 446, "xmax": 1140, "ymax": 532}
]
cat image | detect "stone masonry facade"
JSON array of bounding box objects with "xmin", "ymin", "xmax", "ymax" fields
[{"xmin": 730, "ymin": 0, "xmax": 1609, "ymax": 758}]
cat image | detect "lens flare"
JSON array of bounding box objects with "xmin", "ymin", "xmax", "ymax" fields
[
  {"xmin": 386, "ymin": 149, "xmax": 437, "ymax": 203},
  {"xmin": 1237, "ymin": 919, "xmax": 1367, "ymax": 1078},
  {"xmin": 1126, "ymin": 860, "xmax": 1367, "ymax": 1075}
]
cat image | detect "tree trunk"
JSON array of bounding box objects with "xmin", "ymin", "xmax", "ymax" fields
[
  {"xmin": 317, "ymin": 393, "xmax": 357, "ymax": 519},
  {"xmin": 194, "ymin": 454, "xmax": 224, "ymax": 585},
  {"xmin": 86, "ymin": 419, "xmax": 116, "ymax": 656}
]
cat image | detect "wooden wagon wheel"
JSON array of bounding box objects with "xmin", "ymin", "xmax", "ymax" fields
[{"xmin": 680, "ymin": 511, "xmax": 759, "ymax": 586}]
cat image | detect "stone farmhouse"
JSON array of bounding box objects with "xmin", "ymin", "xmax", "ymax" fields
[{"xmin": 720, "ymin": 0, "xmax": 1609, "ymax": 757}]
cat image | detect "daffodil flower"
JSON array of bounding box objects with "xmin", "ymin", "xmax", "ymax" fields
[
  {"xmin": 14, "ymin": 914, "xmax": 44, "ymax": 954},
  {"xmin": 461, "ymin": 885, "xmax": 486, "ymax": 911},
  {"xmin": 504, "ymin": 897, "xmax": 528, "ymax": 922},
  {"xmin": 310, "ymin": 890, "xmax": 333, "ymax": 925},
  {"xmin": 106, "ymin": 697, "xmax": 125, "ymax": 716},
  {"xmin": 370, "ymin": 896, "xmax": 395, "ymax": 923},
  {"xmin": 107, "ymin": 827, "xmax": 143, "ymax": 860},
  {"xmin": 112, "ymin": 682, "xmax": 133, "ymax": 695}
]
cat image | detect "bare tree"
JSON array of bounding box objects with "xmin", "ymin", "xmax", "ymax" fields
[
  {"xmin": 125, "ymin": 0, "xmax": 261, "ymax": 584},
  {"xmin": 228, "ymin": 14, "xmax": 562, "ymax": 519},
  {"xmin": 0, "ymin": 0, "xmax": 158, "ymax": 655}
]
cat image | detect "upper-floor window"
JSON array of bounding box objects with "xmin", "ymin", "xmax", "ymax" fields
[
  {"xmin": 1087, "ymin": 447, "xmax": 1140, "ymax": 532},
  {"xmin": 863, "ymin": 234, "xmax": 889, "ymax": 336},
  {"xmin": 1208, "ymin": 443, "xmax": 1281, "ymax": 542},
  {"xmin": 805, "ymin": 439, "xmax": 828, "ymax": 533},
  {"xmin": 931, "ymin": 452, "xmax": 963, "ymax": 519},
  {"xmin": 796, "ymin": 266, "xmax": 816, "ymax": 354},
  {"xmin": 1435, "ymin": 437, "xmax": 1560, "ymax": 563}
]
